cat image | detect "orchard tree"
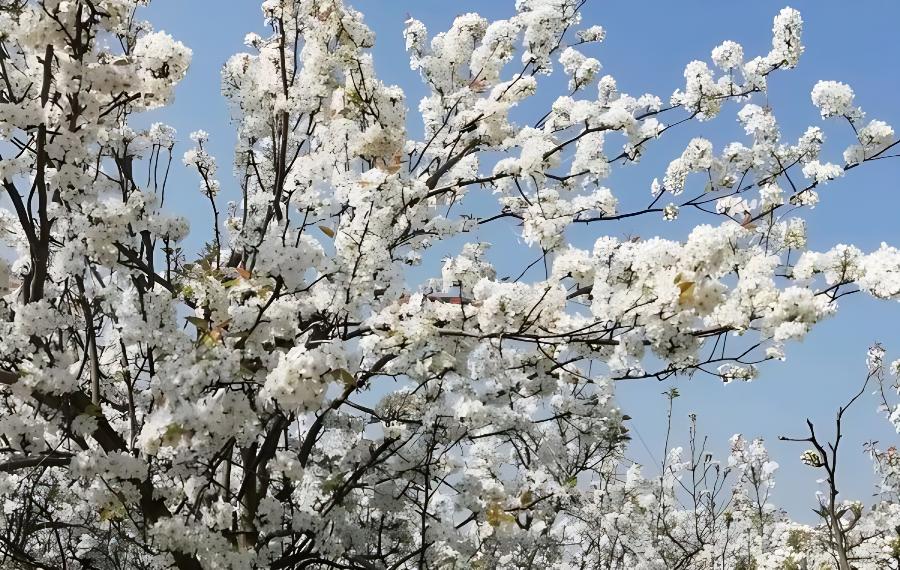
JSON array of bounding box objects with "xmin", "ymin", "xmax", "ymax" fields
[{"xmin": 0, "ymin": 0, "xmax": 899, "ymax": 568}]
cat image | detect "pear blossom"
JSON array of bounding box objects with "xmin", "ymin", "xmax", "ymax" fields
[{"xmin": 0, "ymin": 2, "xmax": 898, "ymax": 569}]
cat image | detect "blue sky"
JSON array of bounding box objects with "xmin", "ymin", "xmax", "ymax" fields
[{"xmin": 139, "ymin": 0, "xmax": 900, "ymax": 520}]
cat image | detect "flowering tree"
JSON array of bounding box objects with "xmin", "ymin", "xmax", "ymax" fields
[{"xmin": 0, "ymin": 0, "xmax": 899, "ymax": 568}]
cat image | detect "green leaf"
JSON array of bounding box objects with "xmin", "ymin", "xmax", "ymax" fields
[
  {"xmin": 186, "ymin": 316, "xmax": 209, "ymax": 331},
  {"xmin": 329, "ymin": 368, "xmax": 355, "ymax": 387},
  {"xmin": 162, "ymin": 424, "xmax": 185, "ymax": 445},
  {"xmin": 83, "ymin": 403, "xmax": 103, "ymax": 418},
  {"xmin": 323, "ymin": 474, "xmax": 344, "ymax": 493}
]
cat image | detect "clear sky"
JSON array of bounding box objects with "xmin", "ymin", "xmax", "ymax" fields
[{"xmin": 138, "ymin": 0, "xmax": 900, "ymax": 521}]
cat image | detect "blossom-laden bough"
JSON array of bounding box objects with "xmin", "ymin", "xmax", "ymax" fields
[{"xmin": 0, "ymin": 0, "xmax": 899, "ymax": 568}]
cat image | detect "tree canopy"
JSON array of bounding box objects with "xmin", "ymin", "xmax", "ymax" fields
[{"xmin": 0, "ymin": 1, "xmax": 899, "ymax": 568}]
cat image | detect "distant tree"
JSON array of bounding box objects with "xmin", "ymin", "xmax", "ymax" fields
[{"xmin": 0, "ymin": 1, "xmax": 899, "ymax": 568}]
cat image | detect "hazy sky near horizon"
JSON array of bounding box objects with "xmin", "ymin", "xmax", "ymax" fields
[{"xmin": 137, "ymin": 0, "xmax": 900, "ymax": 521}]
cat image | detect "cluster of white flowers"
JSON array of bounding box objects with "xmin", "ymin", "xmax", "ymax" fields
[
  {"xmin": 856, "ymin": 243, "xmax": 900, "ymax": 299},
  {"xmin": 671, "ymin": 60, "xmax": 722, "ymax": 118},
  {"xmin": 133, "ymin": 31, "xmax": 192, "ymax": 107},
  {"xmin": 71, "ymin": 450, "xmax": 148, "ymax": 481},
  {"xmin": 671, "ymin": 8, "xmax": 802, "ymax": 119},
  {"xmin": 183, "ymin": 130, "xmax": 221, "ymax": 196},
  {"xmin": 845, "ymin": 119, "xmax": 895, "ymax": 165},
  {"xmin": 663, "ymin": 137, "xmax": 714, "ymax": 194},
  {"xmin": 441, "ymin": 242, "xmax": 497, "ymax": 295},
  {"xmin": 768, "ymin": 7, "xmax": 804, "ymax": 68},
  {"xmin": 577, "ymin": 25, "xmax": 605, "ymax": 43},
  {"xmin": 260, "ymin": 343, "xmax": 347, "ymax": 411},
  {"xmin": 738, "ymin": 103, "xmax": 779, "ymax": 143},
  {"xmin": 712, "ymin": 40, "xmax": 744, "ymax": 70},
  {"xmin": 559, "ymin": 46, "xmax": 601, "ymax": 91},
  {"xmin": 801, "ymin": 159, "xmax": 844, "ymax": 183},
  {"xmin": 254, "ymin": 234, "xmax": 324, "ymax": 289},
  {"xmin": 811, "ymin": 80, "xmax": 861, "ymax": 119}
]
